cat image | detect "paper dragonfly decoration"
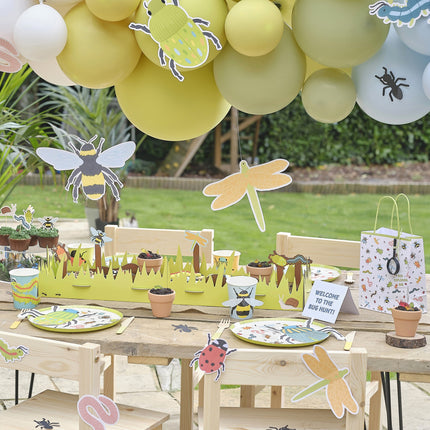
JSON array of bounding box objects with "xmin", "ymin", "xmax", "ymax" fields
[
  {"xmin": 184, "ymin": 230, "xmax": 208, "ymax": 251},
  {"xmin": 78, "ymin": 394, "xmax": 119, "ymax": 430},
  {"xmin": 292, "ymin": 345, "xmax": 359, "ymax": 419},
  {"xmin": 129, "ymin": 0, "xmax": 222, "ymax": 82},
  {"xmin": 203, "ymin": 159, "xmax": 292, "ymax": 232},
  {"xmin": 36, "ymin": 135, "xmax": 135, "ymax": 203},
  {"xmin": 369, "ymin": 0, "xmax": 430, "ymax": 28},
  {"xmin": 0, "ymin": 37, "xmax": 22, "ymax": 73}
]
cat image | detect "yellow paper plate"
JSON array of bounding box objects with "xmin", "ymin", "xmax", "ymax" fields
[
  {"xmin": 25, "ymin": 305, "xmax": 123, "ymax": 333},
  {"xmin": 230, "ymin": 317, "xmax": 330, "ymax": 348},
  {"xmin": 310, "ymin": 264, "xmax": 341, "ymax": 282}
]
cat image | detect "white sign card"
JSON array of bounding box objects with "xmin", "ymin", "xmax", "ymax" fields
[{"xmin": 302, "ymin": 280, "xmax": 359, "ymax": 324}]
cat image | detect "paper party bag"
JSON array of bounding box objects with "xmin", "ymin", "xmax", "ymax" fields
[{"xmin": 360, "ymin": 195, "xmax": 426, "ymax": 314}]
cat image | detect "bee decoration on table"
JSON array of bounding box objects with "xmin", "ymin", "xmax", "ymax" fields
[
  {"xmin": 222, "ymin": 288, "xmax": 263, "ymax": 319},
  {"xmin": 36, "ymin": 135, "xmax": 136, "ymax": 203},
  {"xmin": 129, "ymin": 0, "xmax": 222, "ymax": 82},
  {"xmin": 90, "ymin": 227, "xmax": 112, "ymax": 247},
  {"xmin": 38, "ymin": 216, "xmax": 58, "ymax": 230}
]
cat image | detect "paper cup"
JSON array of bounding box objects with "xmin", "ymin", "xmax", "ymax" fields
[
  {"xmin": 67, "ymin": 242, "xmax": 94, "ymax": 264},
  {"xmin": 223, "ymin": 275, "xmax": 262, "ymax": 320},
  {"xmin": 213, "ymin": 250, "xmax": 241, "ymax": 271},
  {"xmin": 9, "ymin": 268, "xmax": 40, "ymax": 310}
]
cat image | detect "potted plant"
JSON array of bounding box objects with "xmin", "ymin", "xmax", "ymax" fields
[
  {"xmin": 37, "ymin": 227, "xmax": 59, "ymax": 248},
  {"xmin": 137, "ymin": 249, "xmax": 163, "ymax": 274},
  {"xmin": 148, "ymin": 285, "xmax": 175, "ymax": 318},
  {"xmin": 246, "ymin": 259, "xmax": 273, "ymax": 283},
  {"xmin": 27, "ymin": 225, "xmax": 39, "ymax": 246},
  {"xmin": 8, "ymin": 227, "xmax": 31, "ymax": 252},
  {"xmin": 391, "ymin": 301, "xmax": 422, "ymax": 337},
  {"xmin": 0, "ymin": 226, "xmax": 13, "ymax": 247}
]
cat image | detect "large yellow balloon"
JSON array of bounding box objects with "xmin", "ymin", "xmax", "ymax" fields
[
  {"xmin": 213, "ymin": 26, "xmax": 305, "ymax": 115},
  {"xmin": 115, "ymin": 56, "xmax": 231, "ymax": 141},
  {"xmin": 131, "ymin": 0, "xmax": 227, "ymax": 73},
  {"xmin": 57, "ymin": 3, "xmax": 141, "ymax": 89},
  {"xmin": 85, "ymin": 0, "xmax": 140, "ymax": 22},
  {"xmin": 292, "ymin": 0, "xmax": 389, "ymax": 68},
  {"xmin": 301, "ymin": 68, "xmax": 356, "ymax": 123},
  {"xmin": 225, "ymin": 0, "xmax": 284, "ymax": 57}
]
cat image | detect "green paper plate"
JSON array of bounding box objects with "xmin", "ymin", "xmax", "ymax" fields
[
  {"xmin": 26, "ymin": 305, "xmax": 123, "ymax": 333},
  {"xmin": 230, "ymin": 317, "xmax": 330, "ymax": 347},
  {"xmin": 310, "ymin": 264, "xmax": 341, "ymax": 282}
]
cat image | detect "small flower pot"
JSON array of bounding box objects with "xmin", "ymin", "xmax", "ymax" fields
[
  {"xmin": 9, "ymin": 238, "xmax": 31, "ymax": 252},
  {"xmin": 0, "ymin": 234, "xmax": 9, "ymax": 247},
  {"xmin": 138, "ymin": 256, "xmax": 163, "ymax": 274},
  {"xmin": 148, "ymin": 288, "xmax": 175, "ymax": 318},
  {"xmin": 38, "ymin": 236, "xmax": 59, "ymax": 249},
  {"xmin": 391, "ymin": 308, "xmax": 422, "ymax": 337},
  {"xmin": 246, "ymin": 264, "xmax": 273, "ymax": 284}
]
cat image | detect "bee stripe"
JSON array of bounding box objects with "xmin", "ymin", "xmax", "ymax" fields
[
  {"xmin": 81, "ymin": 173, "xmax": 104, "ymax": 186},
  {"xmin": 80, "ymin": 149, "xmax": 97, "ymax": 156}
]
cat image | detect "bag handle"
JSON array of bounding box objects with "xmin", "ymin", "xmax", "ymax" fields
[
  {"xmin": 373, "ymin": 195, "xmax": 401, "ymax": 238},
  {"xmin": 390, "ymin": 193, "xmax": 413, "ymax": 235}
]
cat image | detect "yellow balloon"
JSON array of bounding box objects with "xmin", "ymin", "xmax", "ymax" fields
[
  {"xmin": 131, "ymin": 0, "xmax": 227, "ymax": 73},
  {"xmin": 225, "ymin": 0, "xmax": 284, "ymax": 57},
  {"xmin": 301, "ymin": 68, "xmax": 356, "ymax": 123},
  {"xmin": 58, "ymin": 3, "xmax": 141, "ymax": 89},
  {"xmin": 85, "ymin": 0, "xmax": 140, "ymax": 22},
  {"xmin": 213, "ymin": 25, "xmax": 305, "ymax": 115},
  {"xmin": 115, "ymin": 56, "xmax": 231, "ymax": 141},
  {"xmin": 305, "ymin": 56, "xmax": 351, "ymax": 80},
  {"xmin": 292, "ymin": 0, "xmax": 389, "ymax": 68},
  {"xmin": 269, "ymin": 0, "xmax": 295, "ymax": 27}
]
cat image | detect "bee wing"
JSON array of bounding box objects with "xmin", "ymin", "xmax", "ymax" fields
[
  {"xmin": 222, "ymin": 298, "xmax": 242, "ymax": 307},
  {"xmin": 90, "ymin": 227, "xmax": 99, "ymax": 236},
  {"xmin": 96, "ymin": 141, "xmax": 136, "ymax": 168},
  {"xmin": 36, "ymin": 148, "xmax": 82, "ymax": 170}
]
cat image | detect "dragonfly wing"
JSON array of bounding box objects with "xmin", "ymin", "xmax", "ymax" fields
[
  {"xmin": 247, "ymin": 159, "xmax": 292, "ymax": 190},
  {"xmin": 203, "ymin": 173, "xmax": 247, "ymax": 210},
  {"xmin": 326, "ymin": 379, "xmax": 358, "ymax": 418},
  {"xmin": 313, "ymin": 345, "xmax": 340, "ymax": 375}
]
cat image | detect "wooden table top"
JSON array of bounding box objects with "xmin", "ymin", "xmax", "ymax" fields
[{"xmin": 1, "ymin": 273, "xmax": 429, "ymax": 374}]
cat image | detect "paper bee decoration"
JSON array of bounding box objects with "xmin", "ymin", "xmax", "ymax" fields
[{"xmin": 36, "ymin": 134, "xmax": 135, "ymax": 203}]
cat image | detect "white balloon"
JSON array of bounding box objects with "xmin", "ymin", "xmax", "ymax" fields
[
  {"xmin": 352, "ymin": 26, "xmax": 430, "ymax": 125},
  {"xmin": 423, "ymin": 62, "xmax": 430, "ymax": 101},
  {"xmin": 13, "ymin": 4, "xmax": 68, "ymax": 61},
  {"xmin": 29, "ymin": 57, "xmax": 75, "ymax": 86},
  {"xmin": 0, "ymin": 0, "xmax": 33, "ymax": 43},
  {"xmin": 395, "ymin": 16, "xmax": 430, "ymax": 56}
]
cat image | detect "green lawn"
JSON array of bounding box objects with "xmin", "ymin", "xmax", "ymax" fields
[{"xmin": 7, "ymin": 185, "xmax": 430, "ymax": 267}]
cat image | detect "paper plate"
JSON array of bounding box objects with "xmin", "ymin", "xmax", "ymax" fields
[
  {"xmin": 230, "ymin": 318, "xmax": 330, "ymax": 347},
  {"xmin": 310, "ymin": 264, "xmax": 340, "ymax": 282},
  {"xmin": 26, "ymin": 305, "xmax": 123, "ymax": 333}
]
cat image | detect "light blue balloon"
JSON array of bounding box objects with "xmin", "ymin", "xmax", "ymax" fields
[
  {"xmin": 395, "ymin": 16, "xmax": 430, "ymax": 56},
  {"xmin": 352, "ymin": 26, "xmax": 430, "ymax": 125}
]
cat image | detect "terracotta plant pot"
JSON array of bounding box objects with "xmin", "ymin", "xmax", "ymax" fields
[
  {"xmin": 391, "ymin": 308, "xmax": 422, "ymax": 337},
  {"xmin": 246, "ymin": 264, "xmax": 273, "ymax": 284},
  {"xmin": 38, "ymin": 236, "xmax": 59, "ymax": 249},
  {"xmin": 0, "ymin": 234, "xmax": 9, "ymax": 247},
  {"xmin": 138, "ymin": 256, "xmax": 163, "ymax": 274},
  {"xmin": 148, "ymin": 289, "xmax": 175, "ymax": 318},
  {"xmin": 8, "ymin": 238, "xmax": 31, "ymax": 252}
]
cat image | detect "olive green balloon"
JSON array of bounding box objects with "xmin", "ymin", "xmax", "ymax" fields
[
  {"xmin": 213, "ymin": 25, "xmax": 305, "ymax": 114},
  {"xmin": 301, "ymin": 68, "xmax": 356, "ymax": 123},
  {"xmin": 292, "ymin": 0, "xmax": 389, "ymax": 68}
]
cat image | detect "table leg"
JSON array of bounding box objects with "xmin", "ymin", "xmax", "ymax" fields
[
  {"xmin": 396, "ymin": 373, "xmax": 403, "ymax": 430},
  {"xmin": 103, "ymin": 354, "xmax": 115, "ymax": 400},
  {"xmin": 180, "ymin": 359, "xmax": 194, "ymax": 430},
  {"xmin": 368, "ymin": 372, "xmax": 382, "ymax": 430},
  {"xmin": 381, "ymin": 372, "xmax": 393, "ymax": 430}
]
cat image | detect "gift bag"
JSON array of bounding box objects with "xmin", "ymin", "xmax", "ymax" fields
[{"xmin": 360, "ymin": 195, "xmax": 427, "ymax": 314}]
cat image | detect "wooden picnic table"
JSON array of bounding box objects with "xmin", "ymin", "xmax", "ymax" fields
[{"xmin": 0, "ymin": 273, "xmax": 429, "ymax": 430}]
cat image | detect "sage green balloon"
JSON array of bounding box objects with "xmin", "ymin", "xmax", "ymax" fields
[
  {"xmin": 301, "ymin": 68, "xmax": 356, "ymax": 123},
  {"xmin": 213, "ymin": 25, "xmax": 305, "ymax": 114},
  {"xmin": 292, "ymin": 0, "xmax": 389, "ymax": 68}
]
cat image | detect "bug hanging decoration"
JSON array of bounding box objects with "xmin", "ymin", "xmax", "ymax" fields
[
  {"xmin": 369, "ymin": 0, "xmax": 430, "ymax": 28},
  {"xmin": 129, "ymin": 0, "xmax": 222, "ymax": 81},
  {"xmin": 36, "ymin": 135, "xmax": 136, "ymax": 203}
]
